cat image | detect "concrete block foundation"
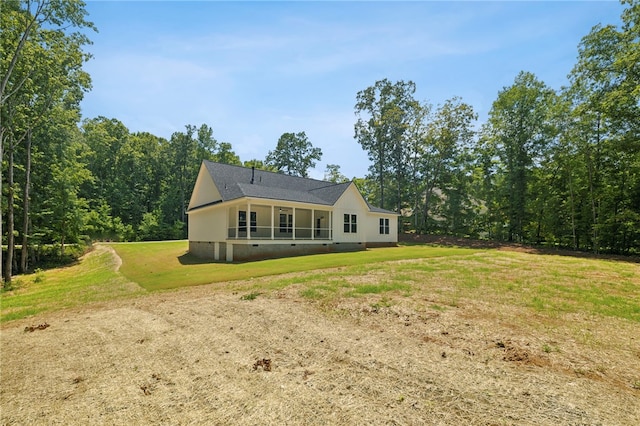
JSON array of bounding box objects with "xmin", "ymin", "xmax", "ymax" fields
[{"xmin": 189, "ymin": 241, "xmax": 372, "ymax": 262}]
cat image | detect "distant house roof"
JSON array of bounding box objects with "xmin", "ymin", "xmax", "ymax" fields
[{"xmin": 190, "ymin": 160, "xmax": 396, "ymax": 214}]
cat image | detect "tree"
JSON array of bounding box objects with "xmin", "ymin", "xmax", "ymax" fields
[
  {"xmin": 421, "ymin": 98, "xmax": 477, "ymax": 234},
  {"xmin": 160, "ymin": 123, "xmax": 219, "ymax": 234},
  {"xmin": 480, "ymin": 71, "xmax": 556, "ymax": 242},
  {"xmin": 243, "ymin": 159, "xmax": 278, "ymax": 172},
  {"xmin": 564, "ymin": 0, "xmax": 640, "ymax": 253},
  {"xmin": 265, "ymin": 131, "xmax": 322, "ymax": 177},
  {"xmin": 354, "ymin": 79, "xmax": 420, "ymax": 212},
  {"xmin": 42, "ymin": 127, "xmax": 92, "ymax": 255},
  {"xmin": 323, "ymin": 164, "xmax": 349, "ymax": 183},
  {"xmin": 214, "ymin": 142, "xmax": 241, "ymax": 165}
]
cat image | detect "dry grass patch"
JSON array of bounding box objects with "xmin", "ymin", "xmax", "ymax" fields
[
  {"xmin": 1, "ymin": 244, "xmax": 639, "ymax": 424},
  {"xmin": 2, "ymin": 285, "xmax": 638, "ymax": 425}
]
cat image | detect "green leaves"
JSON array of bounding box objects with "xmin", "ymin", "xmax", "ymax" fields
[{"xmin": 265, "ymin": 131, "xmax": 322, "ymax": 178}]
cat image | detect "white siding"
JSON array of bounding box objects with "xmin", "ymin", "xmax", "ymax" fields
[
  {"xmin": 363, "ymin": 213, "xmax": 398, "ymax": 243},
  {"xmin": 188, "ymin": 206, "xmax": 227, "ymax": 242},
  {"xmin": 332, "ymin": 183, "xmax": 370, "ymax": 243},
  {"xmin": 188, "ymin": 164, "xmax": 221, "ymax": 210}
]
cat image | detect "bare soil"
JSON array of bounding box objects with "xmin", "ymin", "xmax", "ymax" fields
[{"xmin": 1, "ymin": 248, "xmax": 639, "ymax": 425}]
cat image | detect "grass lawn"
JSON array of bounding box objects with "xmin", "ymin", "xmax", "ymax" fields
[
  {"xmin": 2, "ymin": 240, "xmax": 639, "ymax": 324},
  {"xmin": 110, "ymin": 240, "xmax": 477, "ymax": 291},
  {"xmin": 0, "ymin": 246, "xmax": 145, "ymax": 323}
]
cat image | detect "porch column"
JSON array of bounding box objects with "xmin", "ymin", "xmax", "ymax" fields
[
  {"xmin": 330, "ymin": 211, "xmax": 333, "ymax": 240},
  {"xmin": 292, "ymin": 207, "xmax": 296, "ymax": 240},
  {"xmin": 234, "ymin": 206, "xmax": 238, "ymax": 239},
  {"xmin": 271, "ymin": 205, "xmax": 275, "ymax": 240},
  {"xmin": 311, "ymin": 209, "xmax": 315, "ymax": 240},
  {"xmin": 247, "ymin": 202, "xmax": 251, "ymax": 240}
]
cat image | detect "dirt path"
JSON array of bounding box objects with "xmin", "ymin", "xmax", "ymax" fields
[{"xmin": 2, "ymin": 271, "xmax": 639, "ymax": 425}]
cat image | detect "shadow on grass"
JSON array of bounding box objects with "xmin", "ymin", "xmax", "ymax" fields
[{"xmin": 177, "ymin": 252, "xmax": 221, "ymax": 265}]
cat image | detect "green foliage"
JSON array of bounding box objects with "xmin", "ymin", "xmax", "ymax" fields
[
  {"xmin": 1, "ymin": 0, "xmax": 96, "ymax": 281},
  {"xmin": 480, "ymin": 71, "xmax": 557, "ymax": 243},
  {"xmin": 265, "ymin": 131, "xmax": 322, "ymax": 177},
  {"xmin": 138, "ymin": 210, "xmax": 184, "ymax": 241},
  {"xmin": 354, "ymin": 78, "xmax": 420, "ymax": 211},
  {"xmin": 323, "ymin": 164, "xmax": 349, "ymax": 183}
]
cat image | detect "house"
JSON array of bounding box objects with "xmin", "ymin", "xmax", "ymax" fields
[{"xmin": 187, "ymin": 161, "xmax": 398, "ymax": 262}]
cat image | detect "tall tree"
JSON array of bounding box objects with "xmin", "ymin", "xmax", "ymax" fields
[
  {"xmin": 243, "ymin": 159, "xmax": 278, "ymax": 172},
  {"xmin": 265, "ymin": 131, "xmax": 322, "ymax": 177},
  {"xmin": 163, "ymin": 124, "xmax": 217, "ymax": 230},
  {"xmin": 323, "ymin": 164, "xmax": 349, "ymax": 183},
  {"xmin": 422, "ymin": 98, "xmax": 477, "ymax": 234},
  {"xmin": 354, "ymin": 79, "xmax": 419, "ymax": 212},
  {"xmin": 480, "ymin": 71, "xmax": 556, "ymax": 242},
  {"xmin": 41, "ymin": 125, "xmax": 92, "ymax": 255},
  {"xmin": 214, "ymin": 142, "xmax": 241, "ymax": 165},
  {"xmin": 566, "ymin": 0, "xmax": 640, "ymax": 253}
]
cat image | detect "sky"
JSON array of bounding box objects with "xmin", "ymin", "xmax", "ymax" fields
[{"xmin": 79, "ymin": 0, "xmax": 625, "ymax": 180}]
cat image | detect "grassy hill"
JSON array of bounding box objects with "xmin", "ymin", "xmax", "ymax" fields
[{"xmin": 2, "ymin": 240, "xmax": 639, "ymax": 323}]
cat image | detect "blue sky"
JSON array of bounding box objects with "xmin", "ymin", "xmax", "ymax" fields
[{"xmin": 80, "ymin": 0, "xmax": 624, "ymax": 179}]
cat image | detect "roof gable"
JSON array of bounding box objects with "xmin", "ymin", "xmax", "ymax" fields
[{"xmin": 188, "ymin": 163, "xmax": 222, "ymax": 210}]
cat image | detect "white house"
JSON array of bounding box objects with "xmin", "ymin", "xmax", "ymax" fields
[{"xmin": 187, "ymin": 161, "xmax": 398, "ymax": 262}]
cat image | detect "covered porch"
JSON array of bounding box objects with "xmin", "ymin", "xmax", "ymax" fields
[{"xmin": 227, "ymin": 202, "xmax": 333, "ymax": 241}]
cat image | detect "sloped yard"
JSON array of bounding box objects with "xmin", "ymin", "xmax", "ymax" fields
[{"xmin": 1, "ymin": 244, "xmax": 639, "ymax": 424}]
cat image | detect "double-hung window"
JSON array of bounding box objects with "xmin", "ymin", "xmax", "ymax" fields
[
  {"xmin": 344, "ymin": 214, "xmax": 357, "ymax": 233},
  {"xmin": 379, "ymin": 218, "xmax": 390, "ymax": 234},
  {"xmin": 239, "ymin": 211, "xmax": 257, "ymax": 233},
  {"xmin": 279, "ymin": 213, "xmax": 293, "ymax": 233}
]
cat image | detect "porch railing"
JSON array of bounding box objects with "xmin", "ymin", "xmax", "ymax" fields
[{"xmin": 227, "ymin": 226, "xmax": 332, "ymax": 240}]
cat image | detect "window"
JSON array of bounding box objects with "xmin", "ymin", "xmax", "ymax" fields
[
  {"xmin": 344, "ymin": 214, "xmax": 357, "ymax": 233},
  {"xmin": 239, "ymin": 211, "xmax": 257, "ymax": 233},
  {"xmin": 379, "ymin": 218, "xmax": 389, "ymax": 235},
  {"xmin": 239, "ymin": 210, "xmax": 247, "ymax": 233},
  {"xmin": 279, "ymin": 213, "xmax": 293, "ymax": 233}
]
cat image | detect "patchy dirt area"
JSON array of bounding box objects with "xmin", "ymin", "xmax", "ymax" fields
[{"xmin": 2, "ymin": 254, "xmax": 640, "ymax": 424}]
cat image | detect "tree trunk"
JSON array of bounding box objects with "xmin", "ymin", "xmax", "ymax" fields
[
  {"xmin": 1, "ymin": 130, "xmax": 3, "ymax": 283},
  {"xmin": 4, "ymin": 146, "xmax": 15, "ymax": 284},
  {"xmin": 587, "ymin": 116, "xmax": 601, "ymax": 254},
  {"xmin": 567, "ymin": 164, "xmax": 578, "ymax": 250},
  {"xmin": 20, "ymin": 130, "xmax": 32, "ymax": 273}
]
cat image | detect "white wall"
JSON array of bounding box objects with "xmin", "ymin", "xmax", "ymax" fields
[
  {"xmin": 363, "ymin": 213, "xmax": 398, "ymax": 243},
  {"xmin": 188, "ymin": 164, "xmax": 221, "ymax": 210},
  {"xmin": 332, "ymin": 184, "xmax": 370, "ymax": 243},
  {"xmin": 188, "ymin": 206, "xmax": 227, "ymax": 242}
]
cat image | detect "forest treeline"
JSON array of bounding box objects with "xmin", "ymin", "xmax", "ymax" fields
[{"xmin": 1, "ymin": 1, "xmax": 639, "ymax": 283}]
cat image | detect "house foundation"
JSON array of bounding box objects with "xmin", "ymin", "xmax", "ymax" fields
[{"xmin": 189, "ymin": 241, "xmax": 371, "ymax": 262}]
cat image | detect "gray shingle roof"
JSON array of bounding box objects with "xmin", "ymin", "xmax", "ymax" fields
[
  {"xmin": 201, "ymin": 161, "xmax": 349, "ymax": 205},
  {"xmin": 193, "ymin": 160, "xmax": 396, "ymax": 214}
]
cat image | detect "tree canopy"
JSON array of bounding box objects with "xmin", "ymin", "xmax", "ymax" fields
[{"xmin": 265, "ymin": 131, "xmax": 322, "ymax": 178}]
